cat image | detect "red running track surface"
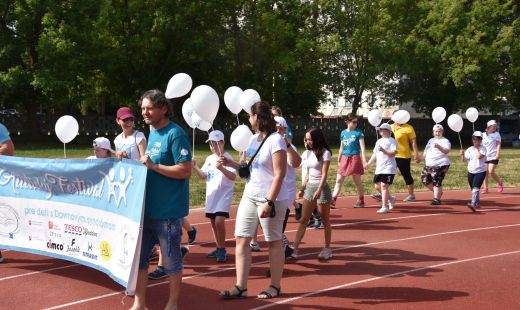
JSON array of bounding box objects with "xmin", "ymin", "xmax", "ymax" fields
[{"xmin": 1, "ymin": 188, "xmax": 520, "ymax": 309}]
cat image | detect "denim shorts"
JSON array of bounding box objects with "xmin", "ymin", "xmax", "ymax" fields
[
  {"xmin": 139, "ymin": 217, "xmax": 183, "ymax": 274},
  {"xmin": 303, "ymin": 183, "xmax": 332, "ymax": 205}
]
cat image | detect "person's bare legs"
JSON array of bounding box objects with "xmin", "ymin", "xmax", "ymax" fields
[
  {"xmin": 292, "ymin": 199, "xmax": 315, "ymax": 252},
  {"xmin": 433, "ymin": 186, "xmax": 443, "ymax": 200},
  {"xmin": 130, "ymin": 269, "xmax": 149, "ymax": 310},
  {"xmin": 352, "ymin": 174, "xmax": 364, "ymax": 201},
  {"xmin": 164, "ymin": 272, "xmax": 182, "ymax": 310},
  {"xmin": 488, "ymin": 163, "xmax": 502, "ymax": 186},
  {"xmin": 235, "ymin": 236, "xmax": 252, "ymax": 290},
  {"xmin": 258, "ymin": 239, "xmax": 284, "ymax": 298},
  {"xmin": 215, "ymin": 216, "xmax": 226, "ymax": 248},
  {"xmin": 407, "ymin": 184, "xmax": 414, "ymax": 196},
  {"xmin": 332, "ymin": 174, "xmax": 346, "ymax": 198},
  {"xmin": 381, "ymin": 183, "xmax": 390, "ymax": 207},
  {"xmin": 318, "ymin": 203, "xmax": 331, "ymax": 248}
]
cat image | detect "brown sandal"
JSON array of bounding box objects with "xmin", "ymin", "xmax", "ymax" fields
[
  {"xmin": 257, "ymin": 285, "xmax": 281, "ymax": 299},
  {"xmin": 220, "ymin": 285, "xmax": 248, "ymax": 299}
]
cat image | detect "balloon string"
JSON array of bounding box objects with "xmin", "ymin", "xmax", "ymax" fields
[
  {"xmin": 472, "ymin": 123, "xmax": 475, "ymax": 133},
  {"xmin": 236, "ymin": 115, "xmax": 240, "ymax": 126},
  {"xmin": 63, "ymin": 143, "xmax": 66, "ymax": 159},
  {"xmin": 458, "ymin": 132, "xmax": 463, "ymax": 150},
  {"xmin": 192, "ymin": 128, "xmax": 195, "ymax": 156}
]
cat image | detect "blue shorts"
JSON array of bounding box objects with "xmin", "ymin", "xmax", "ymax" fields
[{"xmin": 139, "ymin": 217, "xmax": 183, "ymax": 274}]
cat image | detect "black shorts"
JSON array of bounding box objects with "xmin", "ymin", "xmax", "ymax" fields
[
  {"xmin": 373, "ymin": 174, "xmax": 395, "ymax": 185},
  {"xmin": 485, "ymin": 159, "xmax": 499, "ymax": 165},
  {"xmin": 205, "ymin": 212, "xmax": 230, "ymax": 219}
]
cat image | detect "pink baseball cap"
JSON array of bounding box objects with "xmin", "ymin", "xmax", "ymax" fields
[{"xmin": 116, "ymin": 107, "xmax": 134, "ymax": 120}]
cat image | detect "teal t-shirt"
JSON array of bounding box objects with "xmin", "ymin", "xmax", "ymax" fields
[
  {"xmin": 144, "ymin": 122, "xmax": 192, "ymax": 219},
  {"xmin": 340, "ymin": 128, "xmax": 364, "ymax": 156},
  {"xmin": 0, "ymin": 122, "xmax": 10, "ymax": 144}
]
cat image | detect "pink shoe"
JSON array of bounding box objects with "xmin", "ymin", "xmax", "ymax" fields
[
  {"xmin": 481, "ymin": 187, "xmax": 488, "ymax": 194},
  {"xmin": 498, "ymin": 183, "xmax": 504, "ymax": 193}
]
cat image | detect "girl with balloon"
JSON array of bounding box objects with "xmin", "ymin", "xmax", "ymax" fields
[
  {"xmin": 482, "ymin": 120, "xmax": 504, "ymax": 193},
  {"xmin": 331, "ymin": 113, "xmax": 367, "ymax": 208}
]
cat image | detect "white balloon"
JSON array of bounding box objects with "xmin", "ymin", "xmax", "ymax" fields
[
  {"xmin": 190, "ymin": 85, "xmax": 220, "ymax": 122},
  {"xmin": 447, "ymin": 114, "xmax": 464, "ymax": 132},
  {"xmin": 224, "ymin": 86, "xmax": 243, "ymax": 114},
  {"xmin": 192, "ymin": 112, "xmax": 212, "ymax": 131},
  {"xmin": 367, "ymin": 110, "xmax": 382, "ymax": 127},
  {"xmin": 165, "ymin": 73, "xmax": 193, "ymax": 99},
  {"xmin": 465, "ymin": 107, "xmax": 479, "ymax": 123},
  {"xmin": 240, "ymin": 89, "xmax": 261, "ymax": 114},
  {"xmin": 182, "ymin": 98, "xmax": 196, "ymax": 129},
  {"xmin": 230, "ymin": 125, "xmax": 253, "ymax": 152},
  {"xmin": 391, "ymin": 110, "xmax": 411, "ymax": 124},
  {"xmin": 432, "ymin": 107, "xmax": 447, "ymax": 124},
  {"xmin": 55, "ymin": 115, "xmax": 79, "ymax": 143}
]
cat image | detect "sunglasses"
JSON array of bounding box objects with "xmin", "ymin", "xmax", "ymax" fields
[{"xmin": 122, "ymin": 118, "xmax": 134, "ymax": 123}]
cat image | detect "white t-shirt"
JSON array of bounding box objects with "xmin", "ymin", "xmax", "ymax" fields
[
  {"xmin": 301, "ymin": 149, "xmax": 331, "ymax": 184},
  {"xmin": 424, "ymin": 137, "xmax": 451, "ymax": 167},
  {"xmin": 284, "ymin": 144, "xmax": 298, "ymax": 208},
  {"xmin": 114, "ymin": 131, "xmax": 147, "ymax": 160},
  {"xmin": 243, "ymin": 133, "xmax": 288, "ymax": 201},
  {"xmin": 373, "ymin": 137, "xmax": 398, "ymax": 175},
  {"xmin": 201, "ymin": 152, "xmax": 236, "ymax": 214},
  {"xmin": 483, "ymin": 132, "xmax": 501, "ymax": 160},
  {"xmin": 464, "ymin": 145, "xmax": 487, "ymax": 174}
]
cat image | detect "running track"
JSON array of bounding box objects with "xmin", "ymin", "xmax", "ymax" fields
[{"xmin": 2, "ymin": 188, "xmax": 520, "ymax": 309}]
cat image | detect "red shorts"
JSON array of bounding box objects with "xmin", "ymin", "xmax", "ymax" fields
[{"xmin": 338, "ymin": 154, "xmax": 364, "ymax": 176}]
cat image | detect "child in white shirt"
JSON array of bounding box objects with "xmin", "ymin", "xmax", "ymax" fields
[
  {"xmin": 482, "ymin": 120, "xmax": 503, "ymax": 193},
  {"xmin": 193, "ymin": 130, "xmax": 236, "ymax": 262},
  {"xmin": 460, "ymin": 131, "xmax": 487, "ymax": 212},
  {"xmin": 364, "ymin": 123, "xmax": 398, "ymax": 214}
]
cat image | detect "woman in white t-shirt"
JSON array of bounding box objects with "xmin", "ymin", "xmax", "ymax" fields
[
  {"xmin": 291, "ymin": 127, "xmax": 333, "ymax": 260},
  {"xmin": 420, "ymin": 124, "xmax": 451, "ymax": 205},
  {"xmin": 219, "ymin": 101, "xmax": 287, "ymax": 300},
  {"xmin": 113, "ymin": 106, "xmax": 147, "ymax": 160},
  {"xmin": 482, "ymin": 120, "xmax": 504, "ymax": 193},
  {"xmin": 460, "ymin": 131, "xmax": 487, "ymax": 212}
]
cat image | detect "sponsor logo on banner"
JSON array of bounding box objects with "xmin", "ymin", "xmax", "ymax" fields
[
  {"xmin": 83, "ymin": 241, "xmax": 98, "ymax": 261},
  {"xmin": 100, "ymin": 240, "xmax": 112, "ymax": 262},
  {"xmin": 66, "ymin": 237, "xmax": 81, "ymax": 255},
  {"xmin": 118, "ymin": 226, "xmax": 136, "ymax": 267},
  {"xmin": 47, "ymin": 239, "xmax": 64, "ymax": 251},
  {"xmin": 64, "ymin": 223, "xmax": 83, "ymax": 235},
  {"xmin": 83, "ymin": 228, "xmax": 98, "ymax": 237},
  {"xmin": 0, "ymin": 203, "xmax": 20, "ymax": 237}
]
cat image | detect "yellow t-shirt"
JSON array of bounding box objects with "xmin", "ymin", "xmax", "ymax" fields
[{"xmin": 391, "ymin": 123, "xmax": 416, "ymax": 159}]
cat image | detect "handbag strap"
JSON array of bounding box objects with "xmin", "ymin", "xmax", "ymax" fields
[{"xmin": 246, "ymin": 132, "xmax": 274, "ymax": 167}]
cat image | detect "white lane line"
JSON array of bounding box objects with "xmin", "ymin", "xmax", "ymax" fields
[
  {"xmin": 250, "ymin": 250, "xmax": 520, "ymax": 310},
  {"xmin": 0, "ymin": 264, "xmax": 80, "ymax": 281},
  {"xmin": 43, "ymin": 223, "xmax": 520, "ymax": 309}
]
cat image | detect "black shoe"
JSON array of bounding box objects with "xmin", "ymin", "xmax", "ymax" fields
[
  {"xmin": 265, "ymin": 269, "xmax": 271, "ymax": 278},
  {"xmin": 148, "ymin": 246, "xmax": 159, "ymax": 261},
  {"xmin": 285, "ymin": 245, "xmax": 294, "ymax": 258},
  {"xmin": 148, "ymin": 266, "xmax": 168, "ymax": 280},
  {"xmin": 181, "ymin": 246, "xmax": 189, "ymax": 258},
  {"xmin": 431, "ymin": 199, "xmax": 441, "ymax": 206},
  {"xmin": 187, "ymin": 227, "xmax": 197, "ymax": 244},
  {"xmin": 307, "ymin": 215, "xmax": 315, "ymax": 227},
  {"xmin": 295, "ymin": 203, "xmax": 302, "ymax": 221}
]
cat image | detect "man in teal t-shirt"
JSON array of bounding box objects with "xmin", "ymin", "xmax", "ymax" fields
[{"xmin": 131, "ymin": 90, "xmax": 192, "ymax": 310}]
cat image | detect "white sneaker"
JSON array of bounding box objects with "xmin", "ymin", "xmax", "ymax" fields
[
  {"xmin": 403, "ymin": 194, "xmax": 416, "ymax": 202},
  {"xmin": 250, "ymin": 243, "xmax": 261, "ymax": 252},
  {"xmin": 377, "ymin": 206, "xmax": 389, "ymax": 214},
  {"xmin": 317, "ymin": 247, "xmax": 333, "ymax": 260},
  {"xmin": 388, "ymin": 196, "xmax": 396, "ymax": 210}
]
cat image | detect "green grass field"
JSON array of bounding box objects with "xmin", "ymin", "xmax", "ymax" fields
[{"xmin": 15, "ymin": 143, "xmax": 519, "ymax": 207}]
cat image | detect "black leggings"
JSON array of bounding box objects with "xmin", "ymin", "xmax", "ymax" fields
[
  {"xmin": 468, "ymin": 171, "xmax": 486, "ymax": 189},
  {"xmin": 282, "ymin": 208, "xmax": 290, "ymax": 233},
  {"xmin": 396, "ymin": 157, "xmax": 414, "ymax": 185}
]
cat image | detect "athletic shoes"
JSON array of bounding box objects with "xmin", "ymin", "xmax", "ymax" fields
[
  {"xmin": 148, "ymin": 246, "xmax": 159, "ymax": 261},
  {"xmin": 181, "ymin": 246, "xmax": 189, "ymax": 258},
  {"xmin": 371, "ymin": 193, "xmax": 382, "ymax": 201},
  {"xmin": 284, "ymin": 245, "xmax": 294, "ymax": 258},
  {"xmin": 377, "ymin": 206, "xmax": 389, "ymax": 214},
  {"xmin": 431, "ymin": 199, "xmax": 441, "ymax": 205},
  {"xmin": 148, "ymin": 266, "xmax": 168, "ymax": 280},
  {"xmin": 207, "ymin": 248, "xmax": 218, "ymax": 258},
  {"xmin": 314, "ymin": 218, "xmax": 322, "ymax": 229},
  {"xmin": 317, "ymin": 248, "xmax": 333, "ymax": 260},
  {"xmin": 403, "ymin": 194, "xmax": 416, "ymax": 202},
  {"xmin": 388, "ymin": 196, "xmax": 396, "ymax": 210},
  {"xmin": 353, "ymin": 200, "xmax": 365, "ymax": 208},
  {"xmin": 250, "ymin": 243, "xmax": 261, "ymax": 252},
  {"xmin": 498, "ymin": 182, "xmax": 504, "ymax": 193},
  {"xmin": 294, "ymin": 203, "xmax": 302, "ymax": 221},
  {"xmin": 481, "ymin": 187, "xmax": 488, "ymax": 194},
  {"xmin": 216, "ymin": 248, "xmax": 227, "ymax": 263},
  {"xmin": 307, "ymin": 215, "xmax": 316, "ymax": 227},
  {"xmin": 466, "ymin": 202, "xmax": 477, "ymax": 213},
  {"xmin": 187, "ymin": 227, "xmax": 198, "ymax": 244},
  {"xmin": 330, "ymin": 197, "xmax": 337, "ymax": 209},
  {"xmin": 287, "ymin": 247, "xmax": 299, "ymax": 260}
]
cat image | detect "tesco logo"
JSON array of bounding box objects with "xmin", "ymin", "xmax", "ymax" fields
[{"xmin": 64, "ymin": 224, "xmax": 83, "ymax": 235}]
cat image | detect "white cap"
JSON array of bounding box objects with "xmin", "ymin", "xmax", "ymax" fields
[
  {"xmin": 376, "ymin": 123, "xmax": 392, "ymax": 132},
  {"xmin": 93, "ymin": 137, "xmax": 115, "ymax": 153},
  {"xmin": 472, "ymin": 131, "xmax": 483, "ymax": 138},
  {"xmin": 433, "ymin": 124, "xmax": 444, "ymax": 131},
  {"xmin": 205, "ymin": 130, "xmax": 225, "ymax": 143},
  {"xmin": 487, "ymin": 120, "xmax": 497, "ymax": 128},
  {"xmin": 274, "ymin": 116, "xmax": 288, "ymax": 128}
]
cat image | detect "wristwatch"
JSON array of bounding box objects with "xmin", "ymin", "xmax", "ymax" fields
[{"xmin": 265, "ymin": 198, "xmax": 275, "ymax": 208}]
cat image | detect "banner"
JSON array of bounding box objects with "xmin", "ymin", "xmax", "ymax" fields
[{"xmin": 0, "ymin": 156, "xmax": 147, "ymax": 292}]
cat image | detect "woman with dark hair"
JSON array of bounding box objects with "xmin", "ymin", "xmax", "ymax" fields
[
  {"xmin": 291, "ymin": 127, "xmax": 333, "ymax": 260},
  {"xmin": 219, "ymin": 101, "xmax": 288, "ymax": 299}
]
